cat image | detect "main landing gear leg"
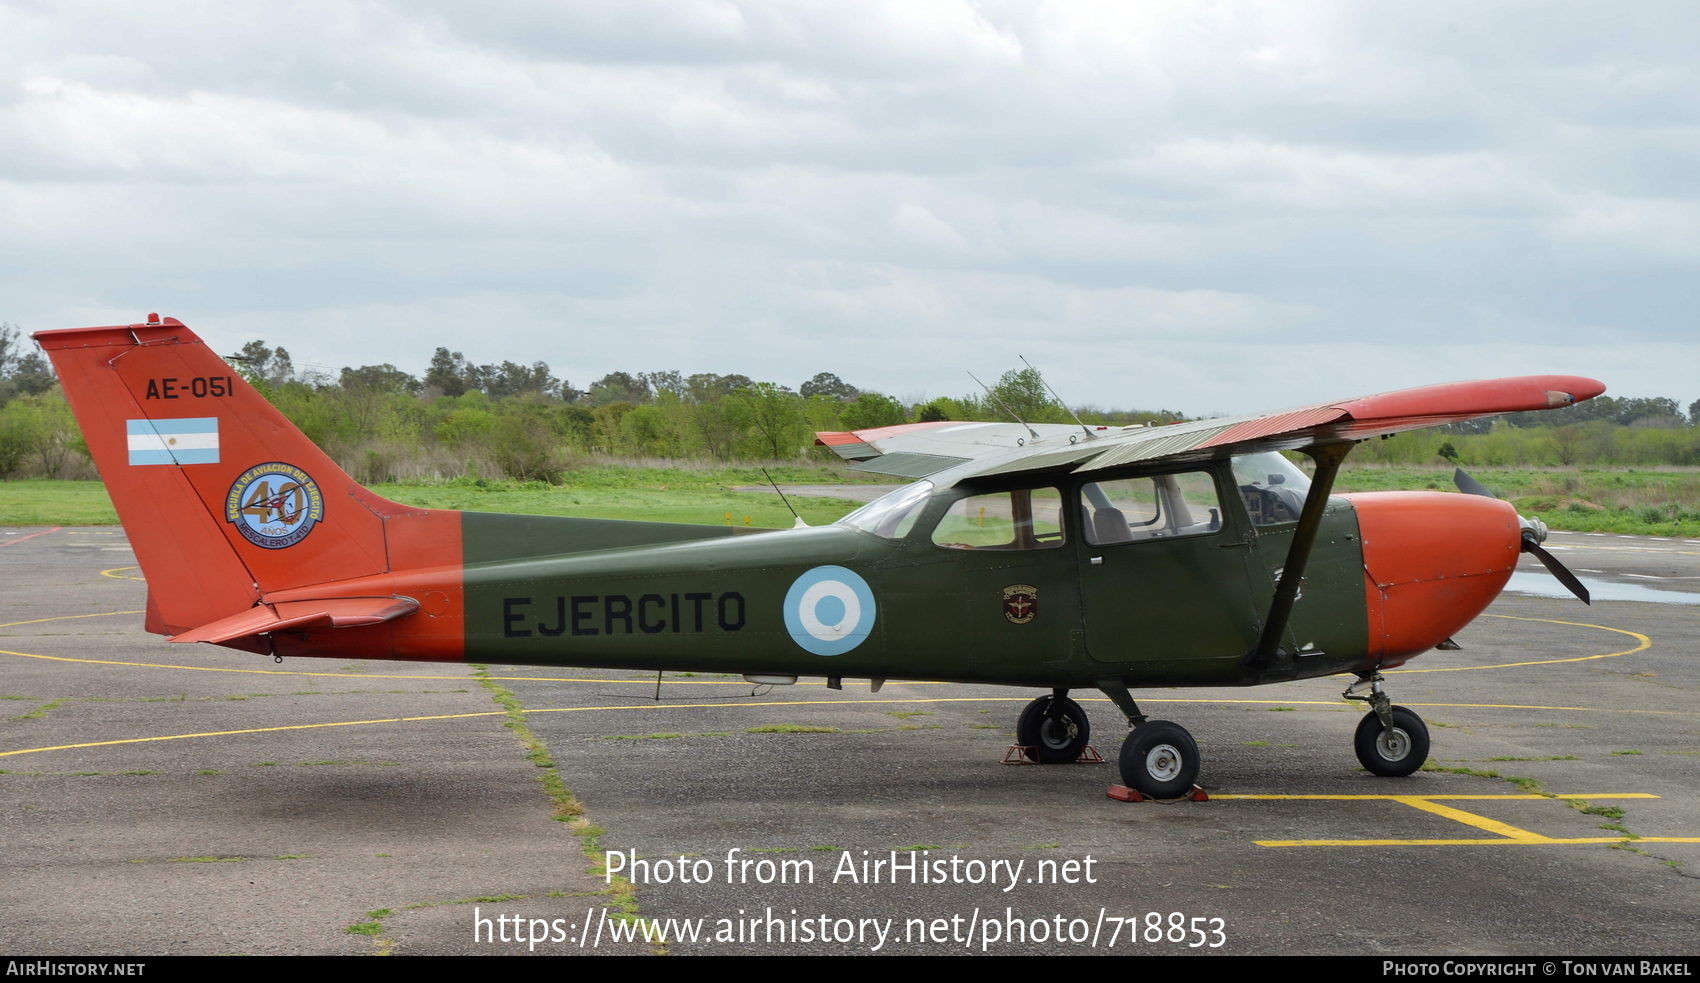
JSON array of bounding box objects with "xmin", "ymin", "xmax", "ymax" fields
[
  {"xmin": 1343, "ymin": 671, "xmax": 1430, "ymax": 777},
  {"xmin": 1098, "ymin": 680, "xmax": 1201, "ymax": 799},
  {"xmin": 1015, "ymin": 688, "xmax": 1093, "ymax": 763}
]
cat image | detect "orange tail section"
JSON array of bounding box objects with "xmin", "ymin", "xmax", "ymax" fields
[{"xmin": 34, "ymin": 315, "xmax": 463, "ymax": 650}]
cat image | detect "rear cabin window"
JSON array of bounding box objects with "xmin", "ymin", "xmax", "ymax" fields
[{"xmin": 931, "ymin": 487, "xmax": 1066, "ymax": 550}]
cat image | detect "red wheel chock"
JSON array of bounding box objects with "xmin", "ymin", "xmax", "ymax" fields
[
  {"xmin": 1106, "ymin": 784, "xmax": 1209, "ymax": 802},
  {"xmin": 1001, "ymin": 745, "xmax": 1106, "ymax": 765}
]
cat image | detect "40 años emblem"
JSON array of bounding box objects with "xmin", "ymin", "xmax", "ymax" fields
[{"xmin": 225, "ymin": 462, "xmax": 324, "ymax": 549}]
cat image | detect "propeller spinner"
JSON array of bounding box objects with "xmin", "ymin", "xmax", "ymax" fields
[{"xmin": 1453, "ymin": 468, "xmax": 1590, "ymax": 604}]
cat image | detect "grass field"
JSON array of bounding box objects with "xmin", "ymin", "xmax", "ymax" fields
[
  {"xmin": 0, "ymin": 466, "xmax": 880, "ymax": 529},
  {"xmin": 369, "ymin": 466, "xmax": 873, "ymax": 529},
  {"xmin": 1331, "ymin": 466, "xmax": 1700, "ymax": 537},
  {"xmin": 5, "ymin": 464, "xmax": 1699, "ymax": 537}
]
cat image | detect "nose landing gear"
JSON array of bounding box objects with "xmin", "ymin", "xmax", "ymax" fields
[{"xmin": 1344, "ymin": 672, "xmax": 1430, "ymax": 777}]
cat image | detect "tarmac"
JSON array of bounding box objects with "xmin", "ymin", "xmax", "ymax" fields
[{"xmin": 1, "ymin": 525, "xmax": 1696, "ymax": 956}]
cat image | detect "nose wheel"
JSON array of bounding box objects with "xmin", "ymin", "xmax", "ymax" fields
[
  {"xmin": 1344, "ymin": 673, "xmax": 1430, "ymax": 777},
  {"xmin": 1353, "ymin": 705, "xmax": 1430, "ymax": 776}
]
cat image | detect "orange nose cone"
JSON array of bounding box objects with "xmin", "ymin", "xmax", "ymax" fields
[{"xmin": 1344, "ymin": 492, "xmax": 1522, "ymax": 667}]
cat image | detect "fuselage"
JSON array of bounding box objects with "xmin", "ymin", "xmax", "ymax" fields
[{"xmin": 265, "ymin": 463, "xmax": 1523, "ymax": 692}]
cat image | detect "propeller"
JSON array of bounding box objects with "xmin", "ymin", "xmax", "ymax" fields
[{"xmin": 1453, "ymin": 469, "xmax": 1590, "ymax": 604}]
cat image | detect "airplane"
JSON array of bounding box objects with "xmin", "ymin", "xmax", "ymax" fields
[{"xmin": 34, "ymin": 314, "xmax": 1603, "ymax": 798}]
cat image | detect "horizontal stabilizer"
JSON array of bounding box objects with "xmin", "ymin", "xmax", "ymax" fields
[{"xmin": 170, "ymin": 597, "xmax": 420, "ymax": 644}]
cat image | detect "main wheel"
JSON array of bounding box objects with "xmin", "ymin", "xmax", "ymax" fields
[
  {"xmin": 1353, "ymin": 706, "xmax": 1430, "ymax": 777},
  {"xmin": 1118, "ymin": 720, "xmax": 1199, "ymax": 798},
  {"xmin": 1015, "ymin": 695, "xmax": 1091, "ymax": 763}
]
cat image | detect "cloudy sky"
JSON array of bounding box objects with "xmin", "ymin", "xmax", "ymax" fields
[{"xmin": 3, "ymin": 1, "xmax": 1695, "ymax": 414}]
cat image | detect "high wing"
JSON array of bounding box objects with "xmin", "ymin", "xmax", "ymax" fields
[{"xmin": 816, "ymin": 376, "xmax": 1606, "ymax": 486}]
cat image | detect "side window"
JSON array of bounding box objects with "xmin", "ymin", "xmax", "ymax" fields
[
  {"xmin": 932, "ymin": 487, "xmax": 1066, "ymax": 550},
  {"xmin": 1080, "ymin": 471, "xmax": 1223, "ymax": 546}
]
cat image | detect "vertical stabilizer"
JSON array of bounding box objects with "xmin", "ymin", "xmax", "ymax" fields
[{"xmin": 34, "ymin": 315, "xmax": 436, "ymax": 637}]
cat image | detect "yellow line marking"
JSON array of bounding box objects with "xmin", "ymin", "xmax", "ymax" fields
[
  {"xmin": 0, "ymin": 611, "xmax": 146, "ymax": 628},
  {"xmin": 1389, "ymin": 615, "xmax": 1649, "ymax": 673},
  {"xmin": 0, "ymin": 611, "xmax": 942, "ymax": 685},
  {"xmin": 1221, "ymin": 792, "xmax": 1695, "ymax": 847},
  {"xmin": 1213, "ymin": 793, "xmax": 1657, "ymax": 801},
  {"xmin": 0, "ymin": 711, "xmax": 511, "ymax": 757},
  {"xmin": 1392, "ymin": 796, "xmax": 1553, "ymax": 842},
  {"xmin": 6, "ymin": 646, "xmax": 1689, "ymax": 716},
  {"xmin": 0, "ymin": 645, "xmax": 950, "ymax": 685},
  {"xmin": 3, "ymin": 608, "xmax": 1692, "ymax": 767},
  {"xmin": 0, "ymin": 645, "xmax": 947, "ymax": 685},
  {"xmin": 99, "ymin": 566, "xmax": 143, "ymax": 580},
  {"xmin": 0, "ymin": 697, "xmax": 1037, "ymax": 758},
  {"xmin": 1256, "ymin": 837, "xmax": 1700, "ymax": 847}
]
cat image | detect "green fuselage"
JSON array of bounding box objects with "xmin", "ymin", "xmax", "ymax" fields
[{"xmin": 458, "ymin": 468, "xmax": 1372, "ymax": 690}]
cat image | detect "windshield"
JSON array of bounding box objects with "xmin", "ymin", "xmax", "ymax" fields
[
  {"xmin": 839, "ymin": 481, "xmax": 934, "ymax": 540},
  {"xmin": 1231, "ymin": 452, "xmax": 1312, "ymax": 526}
]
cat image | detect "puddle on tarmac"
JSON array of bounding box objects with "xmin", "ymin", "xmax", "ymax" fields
[{"xmin": 1504, "ymin": 572, "xmax": 1700, "ymax": 605}]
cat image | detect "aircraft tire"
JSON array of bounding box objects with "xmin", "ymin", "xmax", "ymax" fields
[
  {"xmin": 1118, "ymin": 720, "xmax": 1199, "ymax": 798},
  {"xmin": 1016, "ymin": 695, "xmax": 1091, "ymax": 763},
  {"xmin": 1353, "ymin": 706, "xmax": 1430, "ymax": 777}
]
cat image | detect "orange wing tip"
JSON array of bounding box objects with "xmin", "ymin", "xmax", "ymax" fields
[
  {"xmin": 170, "ymin": 597, "xmax": 420, "ymax": 644},
  {"xmin": 1333, "ymin": 375, "xmax": 1607, "ymax": 420},
  {"xmin": 813, "ymin": 421, "xmax": 962, "ymax": 446}
]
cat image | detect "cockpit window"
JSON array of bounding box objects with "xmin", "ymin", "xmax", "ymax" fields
[
  {"xmin": 839, "ymin": 481, "xmax": 933, "ymax": 540},
  {"xmin": 931, "ymin": 487, "xmax": 1066, "ymax": 550},
  {"xmin": 1232, "ymin": 452, "xmax": 1312, "ymax": 526}
]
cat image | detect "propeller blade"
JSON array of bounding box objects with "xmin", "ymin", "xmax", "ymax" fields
[
  {"xmin": 1522, "ymin": 535, "xmax": 1591, "ymax": 605},
  {"xmin": 1453, "ymin": 468, "xmax": 1496, "ymax": 499},
  {"xmin": 1457, "ymin": 468, "xmax": 1588, "ymax": 604}
]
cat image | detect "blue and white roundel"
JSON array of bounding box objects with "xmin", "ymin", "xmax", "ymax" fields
[{"xmin": 783, "ymin": 565, "xmax": 876, "ymax": 656}]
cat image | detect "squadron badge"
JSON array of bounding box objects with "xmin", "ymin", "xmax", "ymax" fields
[
  {"xmin": 1002, "ymin": 584, "xmax": 1038, "ymax": 624},
  {"xmin": 226, "ymin": 462, "xmax": 324, "ymax": 549}
]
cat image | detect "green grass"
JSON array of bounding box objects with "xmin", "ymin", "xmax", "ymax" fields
[
  {"xmin": 372, "ymin": 475, "xmax": 867, "ymax": 529},
  {"xmin": 13, "ymin": 464, "xmax": 1700, "ymax": 536},
  {"xmin": 1, "ymin": 469, "xmax": 874, "ymax": 529},
  {"xmin": 1334, "ymin": 466, "xmax": 1700, "ymax": 537},
  {"xmin": 15, "ymin": 463, "xmax": 1700, "ymax": 536},
  {"xmin": 0, "ymin": 480, "xmax": 120, "ymax": 524}
]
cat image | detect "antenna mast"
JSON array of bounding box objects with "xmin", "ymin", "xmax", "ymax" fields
[
  {"xmin": 967, "ymin": 371, "xmax": 1040, "ymax": 440},
  {"xmin": 1019, "ymin": 355, "xmax": 1095, "ymax": 439}
]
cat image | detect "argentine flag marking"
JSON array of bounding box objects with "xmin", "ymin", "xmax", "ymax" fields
[{"xmin": 127, "ymin": 418, "xmax": 220, "ymax": 466}]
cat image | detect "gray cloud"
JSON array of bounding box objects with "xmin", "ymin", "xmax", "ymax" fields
[{"xmin": 3, "ymin": 0, "xmax": 1695, "ymax": 413}]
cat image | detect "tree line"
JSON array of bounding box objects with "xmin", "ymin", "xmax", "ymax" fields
[
  {"xmin": 3, "ymin": 322, "xmax": 1699, "ymax": 482},
  {"xmin": 222, "ymin": 340, "xmax": 1184, "ymax": 482}
]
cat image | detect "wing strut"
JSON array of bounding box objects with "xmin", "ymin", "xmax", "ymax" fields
[{"xmin": 1248, "ymin": 441, "xmax": 1354, "ymax": 672}]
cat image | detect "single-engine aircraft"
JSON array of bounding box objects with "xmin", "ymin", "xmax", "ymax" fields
[{"xmin": 35, "ymin": 315, "xmax": 1604, "ymax": 797}]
